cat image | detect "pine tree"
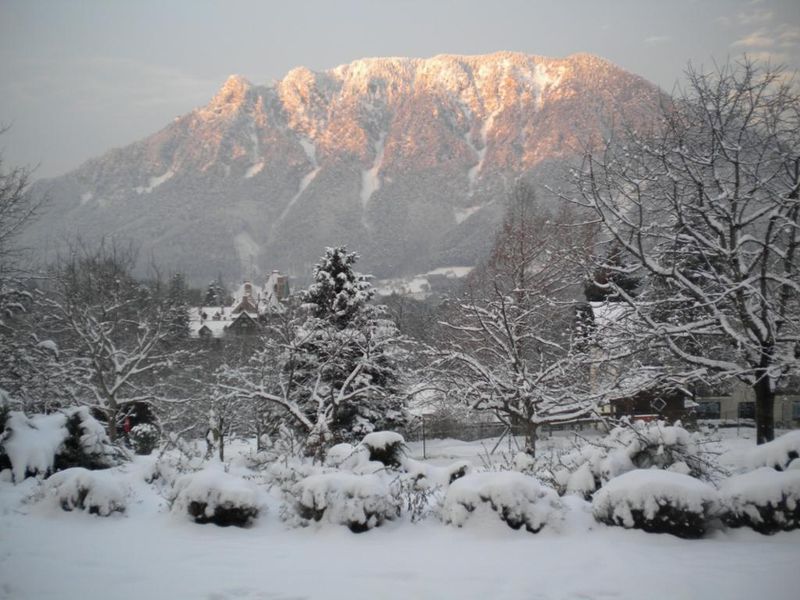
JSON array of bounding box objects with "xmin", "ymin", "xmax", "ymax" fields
[
  {"xmin": 302, "ymin": 247, "xmax": 374, "ymax": 328},
  {"xmin": 204, "ymin": 275, "xmax": 228, "ymax": 306},
  {"xmin": 166, "ymin": 273, "xmax": 190, "ymax": 340},
  {"xmin": 216, "ymin": 247, "xmax": 410, "ymax": 455}
]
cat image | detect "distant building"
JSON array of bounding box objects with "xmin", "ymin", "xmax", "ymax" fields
[{"xmin": 189, "ymin": 270, "xmax": 290, "ymax": 339}]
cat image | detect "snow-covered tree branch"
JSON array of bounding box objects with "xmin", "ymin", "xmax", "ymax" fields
[{"xmin": 567, "ymin": 59, "xmax": 800, "ymax": 443}]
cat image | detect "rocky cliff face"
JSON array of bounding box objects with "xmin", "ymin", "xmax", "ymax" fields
[{"xmin": 26, "ymin": 52, "xmax": 661, "ymax": 283}]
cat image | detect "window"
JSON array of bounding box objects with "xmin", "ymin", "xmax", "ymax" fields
[
  {"xmin": 697, "ymin": 401, "xmax": 720, "ymax": 419},
  {"xmin": 738, "ymin": 402, "xmax": 755, "ymax": 419},
  {"xmin": 793, "ymin": 401, "xmax": 800, "ymax": 420}
]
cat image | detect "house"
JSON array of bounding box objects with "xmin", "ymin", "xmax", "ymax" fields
[
  {"xmin": 586, "ymin": 300, "xmax": 800, "ymax": 429},
  {"xmin": 232, "ymin": 281, "xmax": 259, "ymax": 314},
  {"xmin": 695, "ymin": 381, "xmax": 800, "ymax": 429},
  {"xmin": 226, "ymin": 311, "xmax": 260, "ymax": 335},
  {"xmin": 189, "ymin": 271, "xmax": 290, "ymax": 340},
  {"xmin": 586, "ymin": 301, "xmax": 694, "ymax": 423}
]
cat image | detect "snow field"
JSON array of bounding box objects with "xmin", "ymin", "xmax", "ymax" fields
[{"xmin": 1, "ymin": 428, "xmax": 800, "ymax": 599}]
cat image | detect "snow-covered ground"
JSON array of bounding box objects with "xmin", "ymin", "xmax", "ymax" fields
[{"xmin": 1, "ymin": 429, "xmax": 798, "ymax": 600}]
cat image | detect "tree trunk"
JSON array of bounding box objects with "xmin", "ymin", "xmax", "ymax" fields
[
  {"xmin": 218, "ymin": 416, "xmax": 225, "ymax": 462},
  {"xmin": 106, "ymin": 405, "xmax": 118, "ymax": 443},
  {"xmin": 754, "ymin": 373, "xmax": 775, "ymax": 445},
  {"xmin": 525, "ymin": 420, "xmax": 537, "ymax": 457}
]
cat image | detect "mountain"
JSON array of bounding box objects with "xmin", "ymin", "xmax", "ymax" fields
[{"xmin": 25, "ymin": 52, "xmax": 662, "ymax": 284}]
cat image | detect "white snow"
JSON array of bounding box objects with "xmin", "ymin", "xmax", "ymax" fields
[
  {"xmin": 2, "ymin": 411, "xmax": 69, "ymax": 482},
  {"xmin": 299, "ymin": 137, "xmax": 317, "ymax": 165},
  {"xmin": 171, "ymin": 464, "xmax": 261, "ymax": 521},
  {"xmin": 374, "ymin": 266, "xmax": 473, "ymax": 298},
  {"xmin": 295, "ymin": 472, "xmax": 400, "ymax": 530},
  {"xmin": 324, "ymin": 443, "xmax": 370, "ymax": 470},
  {"xmin": 592, "ymin": 469, "xmax": 717, "ymax": 528},
  {"xmin": 454, "ymin": 205, "xmax": 482, "ymax": 224},
  {"xmin": 719, "ymin": 467, "xmax": 800, "ymax": 512},
  {"xmin": 360, "ymin": 132, "xmax": 386, "ymax": 210},
  {"xmin": 234, "ymin": 231, "xmax": 261, "ymax": 273},
  {"xmin": 135, "ymin": 169, "xmax": 174, "ymax": 194},
  {"xmin": 36, "ymin": 339, "xmax": 59, "ymax": 356},
  {"xmin": 443, "ymin": 471, "xmax": 563, "ymax": 531},
  {"xmin": 244, "ymin": 162, "xmax": 264, "ymax": 178},
  {"xmin": 43, "ymin": 467, "xmax": 128, "ymax": 516},
  {"xmin": 1, "ymin": 407, "xmax": 116, "ymax": 482},
  {"xmin": 80, "ymin": 191, "xmax": 93, "ymax": 205},
  {"xmin": 425, "ymin": 266, "xmax": 474, "ymax": 278},
  {"xmin": 736, "ymin": 430, "xmax": 800, "ymax": 472},
  {"xmin": 1, "ymin": 430, "xmax": 799, "ymax": 599},
  {"xmin": 275, "ymin": 166, "xmax": 320, "ymax": 227},
  {"xmin": 360, "ymin": 431, "xmax": 404, "ymax": 451},
  {"xmin": 462, "ymin": 128, "xmax": 488, "ymax": 195},
  {"xmin": 565, "ymin": 462, "xmax": 596, "ymax": 496},
  {"xmin": 403, "ymin": 457, "xmax": 472, "ymax": 489}
]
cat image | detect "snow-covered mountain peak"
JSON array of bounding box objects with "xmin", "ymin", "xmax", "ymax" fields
[
  {"xmin": 25, "ymin": 52, "xmax": 663, "ymax": 284},
  {"xmin": 202, "ymin": 74, "xmax": 254, "ymax": 116}
]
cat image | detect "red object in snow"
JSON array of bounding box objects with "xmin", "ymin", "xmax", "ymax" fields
[{"xmin": 123, "ymin": 417, "xmax": 132, "ymax": 434}]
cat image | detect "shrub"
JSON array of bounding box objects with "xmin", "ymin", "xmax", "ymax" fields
[
  {"xmin": 294, "ymin": 472, "xmax": 401, "ymax": 532},
  {"xmin": 0, "ymin": 407, "xmax": 121, "ymax": 482},
  {"xmin": 172, "ymin": 466, "xmax": 261, "ymax": 527},
  {"xmin": 738, "ymin": 431, "xmax": 800, "ymax": 472},
  {"xmin": 538, "ymin": 420, "xmax": 724, "ymax": 499},
  {"xmin": 359, "ymin": 431, "xmax": 406, "ymax": 468},
  {"xmin": 44, "ymin": 467, "xmax": 127, "ymax": 516},
  {"xmin": 718, "ymin": 467, "xmax": 800, "ymax": 534},
  {"xmin": 404, "ymin": 458, "xmax": 472, "ymax": 490},
  {"xmin": 442, "ymin": 472, "xmax": 563, "ymax": 533},
  {"xmin": 53, "ymin": 407, "xmax": 121, "ymax": 472},
  {"xmin": 324, "ymin": 443, "xmax": 370, "ymax": 470},
  {"xmin": 130, "ymin": 423, "xmax": 160, "ymax": 455},
  {"xmin": 592, "ymin": 469, "xmax": 718, "ymax": 539}
]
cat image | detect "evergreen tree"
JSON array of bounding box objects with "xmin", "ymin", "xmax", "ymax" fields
[
  {"xmin": 204, "ymin": 275, "xmax": 228, "ymax": 306},
  {"xmin": 216, "ymin": 247, "xmax": 410, "ymax": 455},
  {"xmin": 302, "ymin": 247, "xmax": 373, "ymax": 328},
  {"xmin": 165, "ymin": 273, "xmax": 190, "ymax": 340}
]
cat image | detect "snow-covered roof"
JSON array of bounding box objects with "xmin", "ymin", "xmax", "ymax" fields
[{"xmin": 189, "ymin": 306, "xmax": 237, "ymax": 338}]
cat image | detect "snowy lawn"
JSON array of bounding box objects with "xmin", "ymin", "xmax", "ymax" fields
[{"xmin": 1, "ymin": 429, "xmax": 798, "ymax": 600}]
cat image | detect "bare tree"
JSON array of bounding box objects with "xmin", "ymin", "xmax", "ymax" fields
[
  {"xmin": 433, "ymin": 184, "xmax": 599, "ymax": 455},
  {"xmin": 42, "ymin": 241, "xmax": 182, "ymax": 441},
  {"xmin": 0, "ymin": 128, "xmax": 42, "ymax": 280},
  {"xmin": 569, "ymin": 59, "xmax": 800, "ymax": 443},
  {"xmin": 0, "ymin": 130, "xmax": 67, "ymax": 411}
]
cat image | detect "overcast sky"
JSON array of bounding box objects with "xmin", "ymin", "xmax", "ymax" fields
[{"xmin": 1, "ymin": 0, "xmax": 798, "ymax": 179}]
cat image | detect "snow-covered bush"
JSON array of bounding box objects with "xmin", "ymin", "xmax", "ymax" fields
[
  {"xmin": 737, "ymin": 431, "xmax": 800, "ymax": 472},
  {"xmin": 294, "ymin": 472, "xmax": 401, "ymax": 532},
  {"xmin": 538, "ymin": 420, "xmax": 723, "ymax": 499},
  {"xmin": 44, "ymin": 467, "xmax": 127, "ymax": 516},
  {"xmin": 171, "ymin": 465, "xmax": 261, "ymax": 527},
  {"xmin": 0, "ymin": 406, "xmax": 120, "ymax": 482},
  {"xmin": 718, "ymin": 467, "xmax": 800, "ymax": 534},
  {"xmin": 404, "ymin": 458, "xmax": 472, "ymax": 490},
  {"xmin": 129, "ymin": 423, "xmax": 160, "ymax": 455},
  {"xmin": 360, "ymin": 431, "xmax": 406, "ymax": 468},
  {"xmin": 54, "ymin": 407, "xmax": 122, "ymax": 472},
  {"xmin": 442, "ymin": 472, "xmax": 563, "ymax": 533},
  {"xmin": 592, "ymin": 469, "xmax": 718, "ymax": 538},
  {"xmin": 148, "ymin": 435, "xmax": 205, "ymax": 491},
  {"xmin": 324, "ymin": 443, "xmax": 370, "ymax": 470}
]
